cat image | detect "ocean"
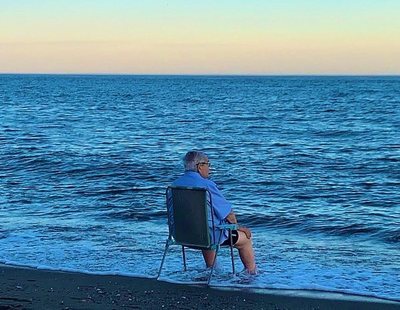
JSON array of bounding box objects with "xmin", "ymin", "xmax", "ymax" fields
[{"xmin": 0, "ymin": 74, "xmax": 399, "ymax": 301}]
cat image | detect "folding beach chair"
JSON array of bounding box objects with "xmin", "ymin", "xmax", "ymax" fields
[{"xmin": 157, "ymin": 186, "xmax": 238, "ymax": 285}]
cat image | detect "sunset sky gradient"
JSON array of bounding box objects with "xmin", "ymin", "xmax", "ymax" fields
[{"xmin": 1, "ymin": 0, "xmax": 399, "ymax": 74}]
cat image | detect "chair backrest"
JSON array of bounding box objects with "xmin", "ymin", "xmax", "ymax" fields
[{"xmin": 166, "ymin": 186, "xmax": 214, "ymax": 248}]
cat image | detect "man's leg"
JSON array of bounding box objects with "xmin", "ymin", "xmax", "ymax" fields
[
  {"xmin": 234, "ymin": 230, "xmax": 256, "ymax": 273},
  {"xmin": 202, "ymin": 249, "xmax": 216, "ymax": 268}
]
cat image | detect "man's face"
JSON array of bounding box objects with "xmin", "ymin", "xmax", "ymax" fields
[{"xmin": 197, "ymin": 159, "xmax": 211, "ymax": 178}]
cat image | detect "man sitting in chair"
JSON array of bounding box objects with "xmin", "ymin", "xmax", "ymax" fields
[{"xmin": 172, "ymin": 150, "xmax": 257, "ymax": 274}]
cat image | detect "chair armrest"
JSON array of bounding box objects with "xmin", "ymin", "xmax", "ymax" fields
[{"xmin": 216, "ymin": 223, "xmax": 239, "ymax": 230}]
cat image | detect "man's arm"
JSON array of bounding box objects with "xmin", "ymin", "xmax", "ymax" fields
[
  {"xmin": 207, "ymin": 180, "xmax": 251, "ymax": 239},
  {"xmin": 226, "ymin": 211, "xmax": 237, "ymax": 224},
  {"xmin": 207, "ymin": 180, "xmax": 232, "ymax": 220}
]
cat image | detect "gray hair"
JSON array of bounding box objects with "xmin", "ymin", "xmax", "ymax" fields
[{"xmin": 183, "ymin": 151, "xmax": 208, "ymax": 171}]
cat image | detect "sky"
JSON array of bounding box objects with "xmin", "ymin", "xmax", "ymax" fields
[{"xmin": 1, "ymin": 0, "xmax": 399, "ymax": 75}]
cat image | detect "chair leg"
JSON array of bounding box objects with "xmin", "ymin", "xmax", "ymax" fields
[
  {"xmin": 157, "ymin": 241, "xmax": 170, "ymax": 279},
  {"xmin": 182, "ymin": 246, "xmax": 187, "ymax": 271},
  {"xmin": 230, "ymin": 231, "xmax": 235, "ymax": 275},
  {"xmin": 207, "ymin": 246, "xmax": 220, "ymax": 286}
]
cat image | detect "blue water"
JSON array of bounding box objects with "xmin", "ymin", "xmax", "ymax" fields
[{"xmin": 0, "ymin": 74, "xmax": 399, "ymax": 301}]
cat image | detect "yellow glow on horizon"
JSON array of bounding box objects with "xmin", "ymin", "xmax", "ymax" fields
[{"xmin": 1, "ymin": 1, "xmax": 399, "ymax": 74}]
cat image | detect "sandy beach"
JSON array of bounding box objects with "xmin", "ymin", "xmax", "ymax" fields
[{"xmin": 0, "ymin": 264, "xmax": 399, "ymax": 310}]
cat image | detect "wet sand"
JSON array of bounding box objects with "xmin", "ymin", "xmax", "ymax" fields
[{"xmin": 0, "ymin": 264, "xmax": 399, "ymax": 309}]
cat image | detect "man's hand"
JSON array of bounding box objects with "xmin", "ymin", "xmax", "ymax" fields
[
  {"xmin": 226, "ymin": 212, "xmax": 237, "ymax": 224},
  {"xmin": 238, "ymin": 226, "xmax": 252, "ymax": 239}
]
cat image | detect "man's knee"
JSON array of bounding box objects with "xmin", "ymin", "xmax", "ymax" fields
[{"xmin": 234, "ymin": 230, "xmax": 253, "ymax": 249}]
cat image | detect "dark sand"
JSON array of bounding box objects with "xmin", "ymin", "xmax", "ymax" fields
[{"xmin": 0, "ymin": 265, "xmax": 399, "ymax": 309}]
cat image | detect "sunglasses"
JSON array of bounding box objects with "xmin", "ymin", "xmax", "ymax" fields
[{"xmin": 197, "ymin": 162, "xmax": 211, "ymax": 167}]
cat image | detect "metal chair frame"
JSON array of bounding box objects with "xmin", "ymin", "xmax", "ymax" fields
[{"xmin": 157, "ymin": 186, "xmax": 237, "ymax": 285}]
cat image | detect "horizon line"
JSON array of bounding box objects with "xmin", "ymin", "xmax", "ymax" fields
[{"xmin": 1, "ymin": 73, "xmax": 400, "ymax": 77}]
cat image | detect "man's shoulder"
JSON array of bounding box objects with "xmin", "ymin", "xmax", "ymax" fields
[
  {"xmin": 203, "ymin": 178, "xmax": 217, "ymax": 188},
  {"xmin": 171, "ymin": 172, "xmax": 216, "ymax": 189}
]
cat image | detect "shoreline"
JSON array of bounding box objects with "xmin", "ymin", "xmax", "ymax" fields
[{"xmin": 1, "ymin": 264, "xmax": 399, "ymax": 309}]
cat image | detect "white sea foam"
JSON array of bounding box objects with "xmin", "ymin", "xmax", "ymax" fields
[{"xmin": 3, "ymin": 223, "xmax": 399, "ymax": 302}]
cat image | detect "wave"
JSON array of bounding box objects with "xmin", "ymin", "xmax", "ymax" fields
[
  {"xmin": 102, "ymin": 209, "xmax": 165, "ymax": 221},
  {"xmin": 377, "ymin": 156, "xmax": 400, "ymax": 163},
  {"xmin": 0, "ymin": 231, "xmax": 9, "ymax": 239},
  {"xmin": 177, "ymin": 97, "xmax": 202, "ymax": 103},
  {"xmin": 384, "ymin": 229, "xmax": 400, "ymax": 243},
  {"xmin": 240, "ymin": 213, "xmax": 398, "ymax": 243},
  {"xmin": 300, "ymin": 222, "xmax": 379, "ymax": 236}
]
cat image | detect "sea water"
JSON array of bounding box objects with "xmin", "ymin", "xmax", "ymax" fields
[{"xmin": 0, "ymin": 75, "xmax": 399, "ymax": 301}]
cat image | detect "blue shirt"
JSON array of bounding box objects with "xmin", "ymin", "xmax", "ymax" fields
[{"xmin": 172, "ymin": 171, "xmax": 232, "ymax": 244}]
